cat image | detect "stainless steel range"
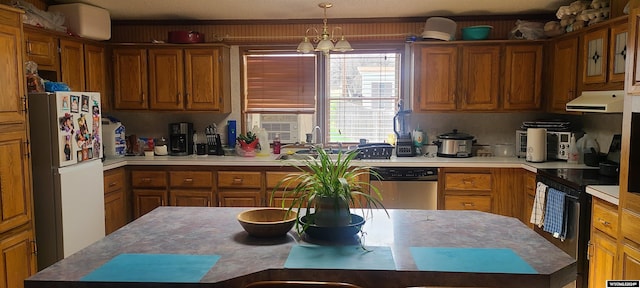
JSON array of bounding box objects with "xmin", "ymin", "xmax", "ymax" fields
[{"xmin": 535, "ymin": 168, "xmax": 619, "ymax": 288}]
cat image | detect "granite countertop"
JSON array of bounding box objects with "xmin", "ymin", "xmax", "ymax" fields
[{"xmin": 26, "ymin": 207, "xmax": 576, "ymax": 288}]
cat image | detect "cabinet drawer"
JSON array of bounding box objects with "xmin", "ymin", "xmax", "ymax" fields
[
  {"xmin": 104, "ymin": 168, "xmax": 125, "ymax": 194},
  {"xmin": 524, "ymin": 172, "xmax": 536, "ymax": 197},
  {"xmin": 218, "ymin": 171, "xmax": 262, "ymax": 188},
  {"xmin": 266, "ymin": 171, "xmax": 302, "ymax": 189},
  {"xmin": 622, "ymin": 209, "xmax": 640, "ymax": 244},
  {"xmin": 169, "ymin": 171, "xmax": 213, "ymax": 188},
  {"xmin": 131, "ymin": 171, "xmax": 167, "ymax": 188},
  {"xmin": 592, "ymin": 198, "xmax": 618, "ymax": 237},
  {"xmin": 444, "ymin": 172, "xmax": 492, "ymax": 191},
  {"xmin": 444, "ymin": 195, "xmax": 492, "ymax": 212}
]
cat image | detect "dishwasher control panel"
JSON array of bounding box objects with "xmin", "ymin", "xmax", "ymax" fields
[{"xmin": 371, "ymin": 167, "xmax": 438, "ymax": 181}]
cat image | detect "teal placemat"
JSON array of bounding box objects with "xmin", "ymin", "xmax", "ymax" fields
[
  {"xmin": 410, "ymin": 247, "xmax": 537, "ymax": 274},
  {"xmin": 285, "ymin": 245, "xmax": 395, "ymax": 270},
  {"xmin": 81, "ymin": 253, "xmax": 220, "ymax": 282}
]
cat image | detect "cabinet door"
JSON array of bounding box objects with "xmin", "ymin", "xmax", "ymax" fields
[
  {"xmin": 170, "ymin": 190, "xmax": 213, "ymax": 207},
  {"xmin": 104, "ymin": 190, "xmax": 126, "ymax": 235},
  {"xmin": 619, "ymin": 243, "xmax": 640, "ymax": 280},
  {"xmin": 185, "ymin": 49, "xmax": 222, "ymax": 111},
  {"xmin": 503, "ymin": 44, "xmax": 542, "ymax": 111},
  {"xmin": 583, "ymin": 28, "xmax": 608, "ymax": 84},
  {"xmin": 149, "ymin": 48, "xmax": 184, "ymax": 110},
  {"xmin": 132, "ymin": 189, "xmax": 167, "ymax": 219},
  {"xmin": 24, "ymin": 31, "xmax": 58, "ymax": 71},
  {"xmin": 84, "ymin": 43, "xmax": 107, "ymax": 96},
  {"xmin": 413, "ymin": 45, "xmax": 457, "ymax": 111},
  {"xmin": 588, "ymin": 230, "xmax": 616, "ymax": 288},
  {"xmin": 459, "ymin": 45, "xmax": 500, "ymax": 111},
  {"xmin": 113, "ymin": 48, "xmax": 148, "ymax": 109},
  {"xmin": 0, "ymin": 22, "xmax": 25, "ymax": 124},
  {"xmin": 218, "ymin": 191, "xmax": 261, "ymax": 207},
  {"xmin": 0, "ymin": 131, "xmax": 32, "ymax": 233},
  {"xmin": 627, "ymin": 8, "xmax": 640, "ymax": 95},
  {"xmin": 550, "ymin": 36, "xmax": 579, "ymax": 111},
  {"xmin": 59, "ymin": 39, "xmax": 86, "ymax": 91},
  {"xmin": 0, "ymin": 229, "xmax": 36, "ymax": 288},
  {"xmin": 609, "ymin": 21, "xmax": 628, "ymax": 83},
  {"xmin": 104, "ymin": 168, "xmax": 127, "ymax": 235}
]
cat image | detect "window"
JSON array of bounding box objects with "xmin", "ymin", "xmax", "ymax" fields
[
  {"xmin": 243, "ymin": 48, "xmax": 402, "ymax": 144},
  {"xmin": 326, "ymin": 53, "xmax": 401, "ymax": 143}
]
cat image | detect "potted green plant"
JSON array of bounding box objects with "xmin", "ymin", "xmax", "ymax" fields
[
  {"xmin": 236, "ymin": 131, "xmax": 259, "ymax": 156},
  {"xmin": 271, "ymin": 146, "xmax": 386, "ymax": 237}
]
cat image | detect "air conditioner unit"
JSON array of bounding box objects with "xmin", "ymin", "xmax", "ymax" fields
[{"xmin": 260, "ymin": 115, "xmax": 299, "ymax": 143}]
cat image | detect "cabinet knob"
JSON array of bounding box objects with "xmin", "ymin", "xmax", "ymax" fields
[
  {"xmin": 183, "ymin": 178, "xmax": 194, "ymax": 183},
  {"xmin": 141, "ymin": 178, "xmax": 152, "ymax": 183},
  {"xmin": 597, "ymin": 217, "xmax": 611, "ymax": 226},
  {"xmin": 141, "ymin": 93, "xmax": 146, "ymax": 103},
  {"xmin": 462, "ymin": 202, "xmax": 475, "ymax": 207},
  {"xmin": 108, "ymin": 182, "xmax": 117, "ymax": 187},
  {"xmin": 232, "ymin": 177, "xmax": 244, "ymax": 184},
  {"xmin": 177, "ymin": 92, "xmax": 181, "ymax": 104}
]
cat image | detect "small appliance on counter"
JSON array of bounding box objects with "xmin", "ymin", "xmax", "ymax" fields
[
  {"xmin": 169, "ymin": 122, "xmax": 193, "ymax": 156},
  {"xmin": 433, "ymin": 129, "xmax": 475, "ymax": 158},
  {"xmin": 525, "ymin": 128, "xmax": 546, "ymax": 162},
  {"xmin": 393, "ymin": 101, "xmax": 414, "ymax": 157}
]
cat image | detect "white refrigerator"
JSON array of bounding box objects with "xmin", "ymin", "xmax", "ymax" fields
[{"xmin": 28, "ymin": 92, "xmax": 105, "ymax": 270}]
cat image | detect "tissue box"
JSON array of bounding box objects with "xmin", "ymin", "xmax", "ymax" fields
[{"xmin": 48, "ymin": 3, "xmax": 111, "ymax": 41}]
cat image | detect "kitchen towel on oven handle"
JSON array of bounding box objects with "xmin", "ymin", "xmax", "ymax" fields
[
  {"xmin": 530, "ymin": 182, "xmax": 548, "ymax": 227},
  {"xmin": 543, "ymin": 187, "xmax": 567, "ymax": 240}
]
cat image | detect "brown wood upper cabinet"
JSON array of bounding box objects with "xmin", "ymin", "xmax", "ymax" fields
[
  {"xmin": 627, "ymin": 8, "xmax": 640, "ymax": 95},
  {"xmin": 548, "ymin": 35, "xmax": 579, "ymax": 113},
  {"xmin": 59, "ymin": 39, "xmax": 86, "ymax": 91},
  {"xmin": 114, "ymin": 45, "xmax": 231, "ymax": 112},
  {"xmin": 582, "ymin": 18, "xmax": 627, "ymax": 89},
  {"xmin": 113, "ymin": 48, "xmax": 148, "ymax": 109},
  {"xmin": 24, "ymin": 29, "xmax": 58, "ymax": 72},
  {"xmin": 412, "ymin": 41, "xmax": 543, "ymax": 112}
]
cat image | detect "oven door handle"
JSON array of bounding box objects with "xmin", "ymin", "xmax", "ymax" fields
[{"xmin": 564, "ymin": 194, "xmax": 579, "ymax": 201}]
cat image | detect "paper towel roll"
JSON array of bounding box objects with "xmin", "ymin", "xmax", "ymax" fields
[{"xmin": 526, "ymin": 128, "xmax": 547, "ymax": 162}]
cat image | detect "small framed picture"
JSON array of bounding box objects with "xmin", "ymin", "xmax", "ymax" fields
[
  {"xmin": 70, "ymin": 96, "xmax": 79, "ymax": 113},
  {"xmin": 61, "ymin": 96, "xmax": 70, "ymax": 111},
  {"xmin": 81, "ymin": 95, "xmax": 90, "ymax": 112}
]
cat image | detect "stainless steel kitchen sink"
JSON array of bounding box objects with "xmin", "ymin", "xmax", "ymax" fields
[{"xmin": 276, "ymin": 154, "xmax": 318, "ymax": 160}]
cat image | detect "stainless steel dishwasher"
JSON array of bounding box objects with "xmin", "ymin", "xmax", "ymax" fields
[{"xmin": 369, "ymin": 167, "xmax": 438, "ymax": 210}]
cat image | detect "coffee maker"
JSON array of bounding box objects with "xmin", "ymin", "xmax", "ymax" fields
[{"xmin": 169, "ymin": 122, "xmax": 193, "ymax": 155}]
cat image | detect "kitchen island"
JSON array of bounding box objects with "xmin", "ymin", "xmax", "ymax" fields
[{"xmin": 25, "ymin": 207, "xmax": 576, "ymax": 288}]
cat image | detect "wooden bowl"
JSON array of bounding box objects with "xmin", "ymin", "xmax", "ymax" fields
[{"xmin": 237, "ymin": 208, "xmax": 297, "ymax": 237}]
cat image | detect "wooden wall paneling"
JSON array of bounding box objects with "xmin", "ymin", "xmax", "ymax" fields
[{"xmin": 109, "ymin": 18, "xmax": 544, "ymax": 44}]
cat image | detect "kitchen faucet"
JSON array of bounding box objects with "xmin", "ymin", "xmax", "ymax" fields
[{"xmin": 311, "ymin": 126, "xmax": 322, "ymax": 149}]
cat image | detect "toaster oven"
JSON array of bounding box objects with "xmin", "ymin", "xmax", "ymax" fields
[{"xmin": 516, "ymin": 130, "xmax": 582, "ymax": 160}]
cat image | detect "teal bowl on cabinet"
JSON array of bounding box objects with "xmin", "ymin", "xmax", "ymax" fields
[{"xmin": 461, "ymin": 25, "xmax": 493, "ymax": 40}]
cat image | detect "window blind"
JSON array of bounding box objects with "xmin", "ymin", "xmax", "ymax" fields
[{"xmin": 245, "ymin": 54, "xmax": 317, "ymax": 113}]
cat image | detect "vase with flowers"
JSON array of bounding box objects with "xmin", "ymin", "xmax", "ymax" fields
[{"xmin": 236, "ymin": 131, "xmax": 259, "ymax": 157}]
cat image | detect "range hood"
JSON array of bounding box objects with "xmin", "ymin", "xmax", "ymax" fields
[{"xmin": 565, "ymin": 90, "xmax": 625, "ymax": 113}]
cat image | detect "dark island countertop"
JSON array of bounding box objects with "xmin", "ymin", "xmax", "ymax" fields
[{"xmin": 25, "ymin": 207, "xmax": 576, "ymax": 288}]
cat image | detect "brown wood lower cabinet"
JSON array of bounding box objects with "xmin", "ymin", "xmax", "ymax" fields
[
  {"xmin": 0, "ymin": 229, "xmax": 36, "ymax": 288},
  {"xmin": 588, "ymin": 198, "xmax": 618, "ymax": 288},
  {"xmin": 217, "ymin": 171, "xmax": 263, "ymax": 207},
  {"xmin": 170, "ymin": 190, "xmax": 213, "ymax": 207},
  {"xmin": 439, "ymin": 168, "xmax": 493, "ymax": 212},
  {"xmin": 619, "ymin": 243, "xmax": 640, "ymax": 279},
  {"xmin": 133, "ymin": 189, "xmax": 167, "ymax": 219},
  {"xmin": 103, "ymin": 168, "xmax": 128, "ymax": 235}
]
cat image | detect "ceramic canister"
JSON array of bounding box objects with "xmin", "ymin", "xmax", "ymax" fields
[{"xmin": 526, "ymin": 128, "xmax": 547, "ymax": 162}]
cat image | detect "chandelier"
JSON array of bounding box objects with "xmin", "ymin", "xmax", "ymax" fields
[{"xmin": 296, "ymin": 2, "xmax": 353, "ymax": 54}]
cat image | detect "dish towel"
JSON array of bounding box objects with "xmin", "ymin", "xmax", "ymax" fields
[
  {"xmin": 543, "ymin": 187, "xmax": 566, "ymax": 239},
  {"xmin": 530, "ymin": 182, "xmax": 548, "ymax": 227}
]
